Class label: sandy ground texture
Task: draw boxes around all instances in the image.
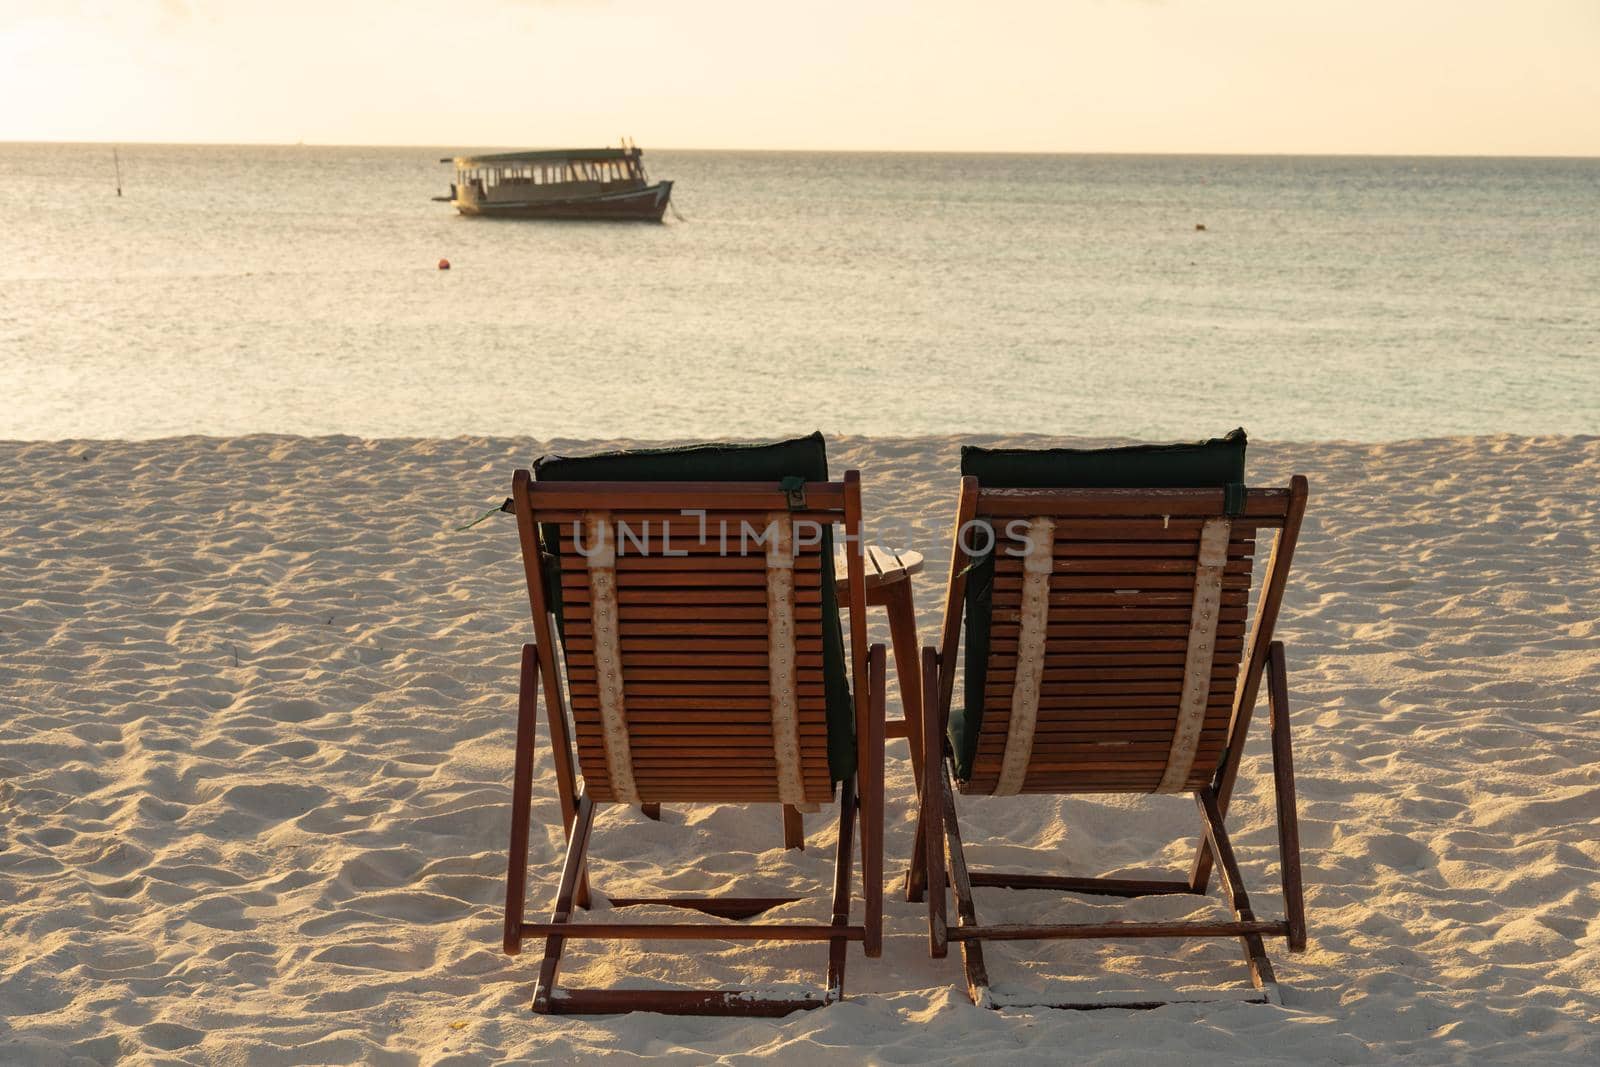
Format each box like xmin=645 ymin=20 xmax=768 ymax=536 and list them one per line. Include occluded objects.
xmin=2 ymin=433 xmax=1597 ymax=1065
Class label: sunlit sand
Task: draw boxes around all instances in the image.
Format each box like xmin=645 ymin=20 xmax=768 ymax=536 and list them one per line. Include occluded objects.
xmin=3 ymin=432 xmax=1596 ymax=1061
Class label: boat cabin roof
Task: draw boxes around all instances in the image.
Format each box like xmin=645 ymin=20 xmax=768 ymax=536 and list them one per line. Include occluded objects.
xmin=440 ymin=148 xmax=636 ymax=166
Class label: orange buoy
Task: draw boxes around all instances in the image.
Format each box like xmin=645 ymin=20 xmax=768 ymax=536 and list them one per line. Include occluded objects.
xmin=437 ymin=258 xmax=451 ymax=270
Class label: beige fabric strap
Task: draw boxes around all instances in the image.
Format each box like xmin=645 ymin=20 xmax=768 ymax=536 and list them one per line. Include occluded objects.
xmin=1156 ymin=517 xmax=1232 ymax=793
xmin=583 ymin=512 xmax=639 ymax=804
xmin=994 ymin=516 xmax=1055 ymax=796
xmin=765 ymin=513 xmax=812 ymax=808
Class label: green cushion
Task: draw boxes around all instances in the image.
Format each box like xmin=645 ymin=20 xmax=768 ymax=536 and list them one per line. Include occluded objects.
xmin=533 ymin=432 xmax=856 ymax=782
xmin=949 ymin=429 xmax=1248 ymax=780
xmin=533 ymin=433 xmax=831 ymax=485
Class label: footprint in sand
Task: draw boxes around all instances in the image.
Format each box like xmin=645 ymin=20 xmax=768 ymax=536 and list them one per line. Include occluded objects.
xmin=265 ymin=698 xmax=330 ymax=723
xmin=220 ymin=781 xmax=329 ymax=820
xmin=206 ymin=939 xmax=278 ymax=960
xmin=332 ymin=847 xmax=427 ymax=891
xmin=139 ymin=1022 xmax=205 ymax=1051
xmin=184 ymin=895 xmax=255 ymax=931
xmin=297 ymin=797 xmax=390 ymax=834
xmin=311 ymin=940 xmax=435 ymax=972
xmin=27 ymin=826 xmax=75 ymax=847
xmin=84 ymin=840 xmax=153 ymax=878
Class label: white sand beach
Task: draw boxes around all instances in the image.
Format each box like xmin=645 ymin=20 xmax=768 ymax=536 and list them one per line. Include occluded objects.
xmin=2 ymin=433 xmax=1597 ymax=1065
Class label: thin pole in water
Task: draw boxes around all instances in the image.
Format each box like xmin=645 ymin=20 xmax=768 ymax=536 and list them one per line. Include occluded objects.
xmin=113 ymin=147 xmax=122 ymax=197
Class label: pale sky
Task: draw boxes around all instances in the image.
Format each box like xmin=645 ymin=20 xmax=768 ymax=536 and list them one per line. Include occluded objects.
xmin=3 ymin=0 xmax=1597 ymax=154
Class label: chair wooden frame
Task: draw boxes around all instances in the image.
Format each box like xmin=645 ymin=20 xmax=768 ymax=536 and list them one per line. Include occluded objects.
xmin=905 ymin=476 xmax=1309 ymax=1009
xmin=504 ymin=470 xmax=886 ymax=1016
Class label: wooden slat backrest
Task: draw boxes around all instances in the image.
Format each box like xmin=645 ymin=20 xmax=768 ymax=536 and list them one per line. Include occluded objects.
xmin=945 ymin=482 xmax=1306 ymax=798
xmin=513 ymin=475 xmax=862 ymax=806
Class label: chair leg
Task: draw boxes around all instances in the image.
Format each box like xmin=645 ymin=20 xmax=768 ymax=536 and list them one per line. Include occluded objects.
xmin=1195 ymin=787 xmax=1281 ymax=1002
xmin=885 ymin=578 xmax=925 ymax=795
xmin=783 ymin=805 xmax=805 ymax=850
xmin=920 ymin=648 xmax=949 ymax=958
xmin=905 ymin=804 xmax=928 ymax=903
xmin=861 ymin=644 xmax=887 ymax=957
xmin=826 ymin=778 xmax=857 ymax=1000
xmin=505 ymin=644 xmax=541 ymax=955
xmin=905 ymin=646 xmax=940 ymax=903
xmin=532 ymin=793 xmax=596 ymax=1012
xmin=533 ymin=640 xmax=591 ymax=910
xmin=1267 ymin=641 xmax=1307 ymax=952
xmin=939 ymin=760 xmax=990 ymax=1005
xmin=1187 ymin=671 xmax=1262 ymax=896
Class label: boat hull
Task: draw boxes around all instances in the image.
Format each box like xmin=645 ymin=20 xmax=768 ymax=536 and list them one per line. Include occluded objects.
xmin=453 ymin=181 xmax=672 ymax=222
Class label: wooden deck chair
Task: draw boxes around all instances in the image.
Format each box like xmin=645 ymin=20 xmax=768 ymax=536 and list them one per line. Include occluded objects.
xmin=905 ymin=430 xmax=1310 ymax=1009
xmin=502 ymin=434 xmax=887 ymax=1016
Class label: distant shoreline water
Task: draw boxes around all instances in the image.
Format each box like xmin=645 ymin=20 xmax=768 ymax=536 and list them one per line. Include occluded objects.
xmin=6 ymin=432 xmax=1594 ymax=451
xmin=3 ymin=145 xmax=1596 ymax=441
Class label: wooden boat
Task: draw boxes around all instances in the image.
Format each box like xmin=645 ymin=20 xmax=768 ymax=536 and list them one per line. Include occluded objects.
xmin=435 ymin=145 xmax=672 ymax=222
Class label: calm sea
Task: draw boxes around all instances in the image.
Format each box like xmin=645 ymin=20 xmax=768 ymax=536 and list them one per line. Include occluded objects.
xmin=2 ymin=144 xmax=1596 ymax=441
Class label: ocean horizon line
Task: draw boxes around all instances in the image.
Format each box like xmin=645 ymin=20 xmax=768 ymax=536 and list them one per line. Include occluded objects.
xmin=6 ymin=139 xmax=1600 ymax=161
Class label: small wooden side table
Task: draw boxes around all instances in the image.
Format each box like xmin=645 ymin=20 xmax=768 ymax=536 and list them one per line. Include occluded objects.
xmin=784 ymin=546 xmax=926 ymax=850
xmin=834 ymin=545 xmax=925 ymax=751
